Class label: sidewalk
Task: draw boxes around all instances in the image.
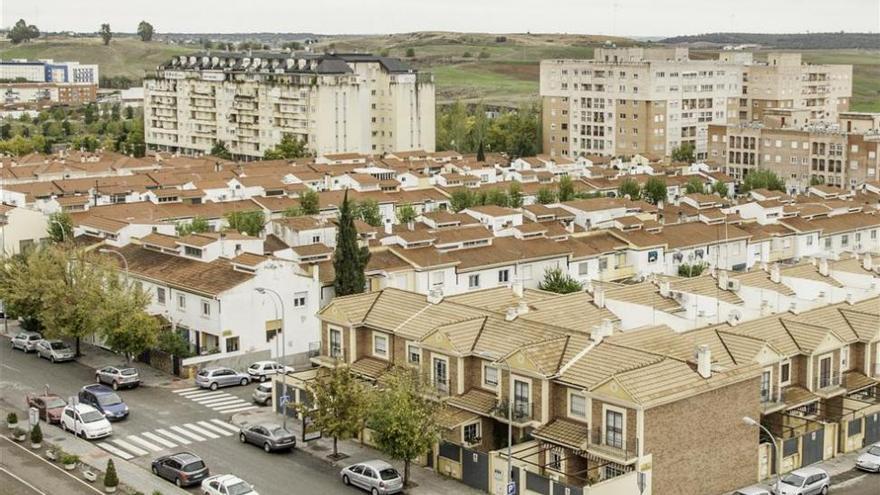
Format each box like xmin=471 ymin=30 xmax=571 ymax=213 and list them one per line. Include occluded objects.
xmin=230 ymin=408 xmax=482 ymax=495
xmin=731 ymin=445 xmax=874 ymax=493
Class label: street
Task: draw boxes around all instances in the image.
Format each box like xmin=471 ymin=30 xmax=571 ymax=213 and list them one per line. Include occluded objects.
xmin=0 ymin=340 xmax=361 ymax=495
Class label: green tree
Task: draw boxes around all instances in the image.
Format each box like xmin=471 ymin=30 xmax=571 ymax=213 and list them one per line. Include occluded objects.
xmin=282 ymin=206 xmax=304 ymax=218
xmin=476 ymin=140 xmax=485 ymax=162
xmin=299 ymin=189 xmax=320 ymax=215
xmin=742 ymin=169 xmax=785 ymax=193
xmin=210 ymin=140 xmax=232 ymax=159
xmin=712 ymin=181 xmax=729 ymax=197
xmin=369 ymin=368 xmax=441 ymax=486
xmin=557 ymin=176 xmax=576 ymax=202
xmin=225 ymin=211 xmax=264 ymax=237
xmin=6 ymin=19 xmax=40 ymax=44
xmin=157 ymin=330 xmax=193 ymax=358
xmin=355 ymin=199 xmax=382 ymax=227
xmin=538 ymin=267 xmax=584 ymax=294
xmin=684 ymin=176 xmax=705 ymax=195
xmin=450 ymin=189 xmax=475 ymax=212
xmin=333 ymin=191 xmax=371 ymax=296
xmin=405 ymin=48 xmax=415 ymax=57
xmin=99 ymin=23 xmax=112 ymax=46
xmin=486 ymin=188 xmax=509 ymax=207
xmin=536 ymin=187 xmax=557 ymax=205
xmin=641 ymin=177 xmax=668 ymax=205
xmin=47 ymin=212 xmax=73 ymax=244
xmin=396 ymin=203 xmax=417 ymax=225
xmin=175 ymin=216 xmax=210 ymax=236
xmin=617 ymin=178 xmax=641 ymax=199
xmin=308 ymin=365 xmax=370 ymax=458
xmin=671 ymin=143 xmax=695 ymax=163
xmin=810 ymin=176 xmax=824 ymax=186
xmin=508 ymin=182 xmax=523 ymax=208
xmin=136 ymin=21 xmax=154 ymax=42
xmin=0 ymin=251 xmax=54 ymax=332
xmin=99 ymin=278 xmax=160 ymax=363
xmin=83 ymin=104 xmax=98 ymax=125
xmin=104 ymin=459 xmax=118 ymax=489
xmin=678 ymin=263 xmax=707 ymax=277
xmin=263 ymin=134 xmax=309 ymax=160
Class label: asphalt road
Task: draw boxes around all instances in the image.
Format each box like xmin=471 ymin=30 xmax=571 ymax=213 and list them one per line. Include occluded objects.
xmin=0 ymin=341 xmax=362 ymax=495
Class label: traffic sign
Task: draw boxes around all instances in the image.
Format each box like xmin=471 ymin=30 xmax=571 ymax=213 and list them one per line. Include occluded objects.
xmin=506 ymin=481 xmax=516 ymax=495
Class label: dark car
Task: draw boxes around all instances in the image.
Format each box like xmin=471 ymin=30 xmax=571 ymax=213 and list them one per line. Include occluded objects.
xmin=238 ymin=422 xmax=296 ymax=452
xmin=78 ymin=384 xmax=129 ymax=421
xmin=25 ymin=393 xmax=67 ymax=424
xmin=151 ymin=452 xmax=210 ymax=488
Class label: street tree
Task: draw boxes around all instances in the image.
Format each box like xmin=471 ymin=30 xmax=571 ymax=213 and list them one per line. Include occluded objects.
xmin=641 ymin=177 xmax=668 ymax=205
xmin=137 ymin=21 xmax=154 ymax=42
xmin=333 ymin=190 xmax=371 ymax=296
xmin=538 ymin=267 xmax=584 ymax=294
xmin=99 ymin=277 xmax=159 ymax=363
xmin=100 ymin=24 xmax=112 ymax=46
xmin=308 ymin=365 xmax=370 ymax=459
xmin=0 ymin=250 xmax=55 ymax=332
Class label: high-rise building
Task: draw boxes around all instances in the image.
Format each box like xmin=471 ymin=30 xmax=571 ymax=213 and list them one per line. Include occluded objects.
xmin=540 ymin=48 xmax=852 ymax=161
xmin=143 ymin=51 xmax=435 ymax=159
xmin=0 ymin=59 xmax=99 ymax=84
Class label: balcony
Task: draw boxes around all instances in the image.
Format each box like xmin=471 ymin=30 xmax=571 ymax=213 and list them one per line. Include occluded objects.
xmin=587 ymin=430 xmax=640 ymax=465
xmin=596 ymin=265 xmax=635 ymax=282
xmin=491 ymin=399 xmax=535 ymax=424
xmin=760 ymin=388 xmax=786 ymax=415
xmin=813 ymin=371 xmax=845 ymax=399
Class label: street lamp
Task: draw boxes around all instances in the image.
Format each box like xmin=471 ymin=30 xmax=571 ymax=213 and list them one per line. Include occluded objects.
xmin=255 ymin=287 xmax=289 ymax=429
xmin=99 ymin=249 xmax=129 ymax=280
xmin=51 ymin=218 xmax=67 ymax=243
xmin=742 ymin=416 xmax=781 ymax=494
xmin=478 ymin=351 xmax=513 ymax=494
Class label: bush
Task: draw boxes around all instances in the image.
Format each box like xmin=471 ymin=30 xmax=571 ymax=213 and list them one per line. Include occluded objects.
xmin=405 ymin=48 xmax=415 ymax=57
xmin=61 ymin=452 xmax=79 ymax=465
xmin=30 ymin=423 xmax=42 ymax=444
xmin=7 ymin=412 xmax=18 ymax=425
xmin=12 ymin=427 xmax=26 ymax=440
xmin=678 ymin=263 xmax=707 ymax=277
xmin=462 ymin=51 xmax=473 ymax=58
xmin=104 ymin=458 xmax=119 ymax=488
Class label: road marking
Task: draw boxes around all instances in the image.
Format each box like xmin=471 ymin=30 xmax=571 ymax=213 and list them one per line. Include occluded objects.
xmin=1 ymin=466 xmax=49 ymax=495
xmin=192 ymin=394 xmax=237 ymax=404
xmin=209 ymin=419 xmax=242 ymax=433
xmin=172 ymin=387 xmax=200 ymax=394
xmin=197 ymin=421 xmax=234 ymax=436
xmin=180 ymin=390 xmax=225 ymax=399
xmin=198 ymin=396 xmax=242 ymax=406
xmin=141 ymin=432 xmax=177 ymax=448
xmin=96 ymin=442 xmax=135 ymax=460
xmin=208 ymin=401 xmax=249 ymax=411
xmin=170 ymin=426 xmax=205 ymax=442
xmin=216 ymin=405 xmax=257 ymax=414
xmin=0 ymin=363 xmax=21 ymax=373
xmin=126 ymin=435 xmax=163 ymax=452
xmin=156 ymin=428 xmax=191 ymax=445
xmin=183 ymin=423 xmax=219 ymax=439
xmin=109 ymin=438 xmax=149 ymax=456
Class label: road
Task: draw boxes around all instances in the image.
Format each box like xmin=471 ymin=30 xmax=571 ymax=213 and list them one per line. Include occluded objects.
xmin=0 ymin=341 xmax=360 ymax=495
xmin=1 ymin=435 xmax=102 ymax=495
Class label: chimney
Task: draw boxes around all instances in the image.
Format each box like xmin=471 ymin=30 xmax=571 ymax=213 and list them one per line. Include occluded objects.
xmin=591 ymin=318 xmax=614 ymax=342
xmin=863 ymin=253 xmax=873 ymax=272
xmin=696 ymin=345 xmax=711 ymax=378
xmin=770 ymin=263 xmax=781 ymax=284
xmin=717 ymin=269 xmax=729 ymax=290
xmin=383 ymin=222 xmax=392 ymax=235
xmin=505 ymin=306 xmax=519 ymax=321
xmin=517 ymin=299 xmax=529 ymax=316
xmin=312 ymin=264 xmax=320 ymax=282
xmin=658 ymin=280 xmax=671 ymax=297
xmin=818 ymin=258 xmax=829 ymax=277
xmin=565 ymin=221 xmax=575 ymax=234
xmin=846 ymin=293 xmax=856 ymax=305
xmin=427 ymin=287 xmax=444 ymax=305
xmin=594 ymin=286 xmax=605 ymax=308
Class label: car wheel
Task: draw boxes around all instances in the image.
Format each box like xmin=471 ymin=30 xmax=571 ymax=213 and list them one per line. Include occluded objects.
xmin=371 ymin=488 xmax=379 ymax=495
xmin=175 ymin=477 xmax=183 ymax=487
xmin=260 ymin=375 xmax=267 ymax=382
xmin=821 ymin=486 xmax=828 ymax=495
xmin=151 ymin=466 xmax=158 ymax=475
xmin=50 ymin=356 xmax=55 ymax=363
xmin=342 ymin=475 xmax=350 ymax=486
xmin=264 ymin=443 xmax=271 ymax=453
xmin=210 ymin=382 xmax=218 ymax=391
xmin=96 ymin=375 xmax=101 ymax=383
xmin=240 ymin=433 xmax=247 ymax=443
xmin=112 ymin=381 xmax=119 ymax=391
xmin=240 ymin=378 xmax=249 ymax=386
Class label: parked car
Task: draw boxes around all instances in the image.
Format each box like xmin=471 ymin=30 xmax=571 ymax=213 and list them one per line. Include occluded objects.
xmin=35 ymin=339 xmax=75 ymax=363
xmin=60 ymin=403 xmax=112 ymax=440
xmin=201 ymin=474 xmax=258 ymax=495
xmin=252 ymin=383 xmax=273 ymax=406
xmin=25 ymin=392 xmax=67 ymax=424
xmin=78 ymin=384 xmax=129 ymax=421
xmin=246 ymin=361 xmax=292 ymax=382
xmin=773 ymin=467 xmax=830 ymax=495
xmin=96 ymin=365 xmax=140 ymax=390
xmin=195 ymin=367 xmax=250 ymax=391
xmin=238 ymin=423 xmax=296 ymax=452
xmin=151 ymin=452 xmax=210 ymax=488
xmin=856 ymin=442 xmax=880 ymax=472
xmin=10 ymin=331 xmax=42 ymax=352
xmin=340 ymin=460 xmax=404 ymax=495
xmin=734 ymin=486 xmax=772 ymax=495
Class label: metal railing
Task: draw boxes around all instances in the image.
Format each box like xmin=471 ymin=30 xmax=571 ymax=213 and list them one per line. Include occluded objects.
xmin=432 ymin=378 xmax=450 ymax=397
xmin=492 ymin=399 xmax=534 ymax=422
xmin=588 ymin=429 xmax=639 ymax=463
xmin=814 ymin=371 xmax=841 ymax=390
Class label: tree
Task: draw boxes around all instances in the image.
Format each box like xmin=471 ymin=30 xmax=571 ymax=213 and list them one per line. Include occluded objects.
xmin=47 ymin=212 xmax=73 ymax=244
xmin=0 ymin=250 xmax=55 ymax=332
xmin=712 ymin=181 xmax=729 ymax=197
xmin=104 ymin=459 xmax=118 ymax=489
xmin=450 ymin=189 xmax=475 ymax=212
xmin=308 ymin=365 xmax=370 ymax=458
xmin=333 ymin=190 xmax=371 ymax=296
xmin=678 ymin=263 xmax=707 ymax=277
xmin=210 ymin=140 xmax=232 ymax=159
xmin=175 ymin=216 xmax=210 ymax=236
xmin=742 ymin=169 xmax=785 ymax=193
xmin=508 ymin=182 xmax=523 ymax=208
xmin=405 ymin=48 xmax=415 ymax=57
xmin=299 ymin=189 xmax=320 ymax=215
xmin=369 ymin=368 xmax=441 ymax=486
xmin=99 ymin=278 xmax=160 ymax=363
xmin=557 ymin=176 xmax=576 ymax=202
xmin=84 ymin=104 xmax=98 ymax=125
xmin=396 ymin=203 xmax=417 ymax=225
xmin=6 ymin=19 xmax=40 ymax=44
xmin=225 ymin=210 xmax=264 ymax=237
xmin=282 ymin=206 xmax=304 ymax=218
xmin=157 ymin=329 xmax=193 ymax=358
xmin=538 ymin=267 xmax=584 ymax=294
xmin=355 ymin=199 xmax=382 ymax=227
xmin=617 ymin=178 xmax=641 ymax=199
xmin=684 ymin=176 xmax=705 ymax=195
xmin=99 ymin=24 xmax=112 ymax=46
xmin=486 ymin=188 xmax=509 ymax=207
xmin=476 ymin=140 xmax=485 ymax=162
xmin=671 ymin=143 xmax=695 ymax=164
xmin=137 ymin=21 xmax=154 ymax=42
xmin=263 ymin=134 xmax=309 ymax=160
xmin=536 ymin=187 xmax=556 ymax=205
xmin=641 ymin=177 xmax=668 ymax=205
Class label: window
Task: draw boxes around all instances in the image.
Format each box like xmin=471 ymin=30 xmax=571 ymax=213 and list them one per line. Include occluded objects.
xmin=548 ymin=449 xmax=562 ymax=470
xmin=483 ymin=365 xmax=498 ymax=388
xmin=433 ymin=357 xmax=449 ymax=393
xmin=760 ymin=370 xmax=772 ymax=402
xmin=157 ymin=287 xmax=166 ymax=305
xmin=184 ymin=246 xmax=202 ymax=258
xmin=407 ymin=344 xmax=420 ymax=365
xmin=569 ymin=393 xmax=587 ymax=418
xmin=841 ymin=234 xmax=849 ymax=247
xmin=373 ymin=333 xmax=388 ymax=358
xmin=329 ymin=328 xmax=342 ymax=358
xmin=604 ymin=408 xmax=624 ymax=449
xmin=468 ymin=274 xmax=480 ymax=289
xmin=578 ymin=262 xmax=590 ymax=276
xmin=177 ymin=294 xmax=186 ymax=310
xmin=780 ymin=361 xmax=791 ymax=385
xmin=463 ymin=422 xmax=481 ymax=444
xmin=225 ymin=336 xmax=240 ymax=353
xmin=498 ymin=269 xmax=509 ymax=283
xmin=293 ymin=292 xmax=307 ymax=308
xmin=201 ymin=300 xmax=211 ymax=317
xmin=840 ymin=346 xmax=849 ymax=371
xmin=311 ymin=235 xmax=321 ymax=244
xmin=513 ymin=379 xmax=530 ymax=420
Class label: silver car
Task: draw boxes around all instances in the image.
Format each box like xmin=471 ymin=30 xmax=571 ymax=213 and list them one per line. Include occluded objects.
xmin=774 ymin=467 xmax=830 ymax=495
xmin=340 ymin=460 xmax=403 ymax=495
xmin=10 ymin=331 xmax=43 ymax=352
xmin=36 ymin=340 xmax=75 ymax=363
xmin=238 ymin=423 xmax=296 ymax=452
xmin=252 ymin=383 xmax=273 ymax=406
xmin=856 ymin=442 xmax=880 ymax=472
xmin=96 ymin=366 xmax=140 ymax=390
xmin=195 ymin=367 xmax=250 ymax=390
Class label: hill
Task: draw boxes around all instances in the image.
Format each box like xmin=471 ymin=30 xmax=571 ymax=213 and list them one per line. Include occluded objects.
xmin=661 ymin=32 xmax=880 ymax=50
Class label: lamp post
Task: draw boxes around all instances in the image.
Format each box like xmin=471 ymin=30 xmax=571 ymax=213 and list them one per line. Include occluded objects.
xmin=51 ymin=218 xmax=67 ymax=244
xmin=98 ymin=249 xmax=129 ymax=280
xmin=743 ymin=416 xmax=780 ymax=495
xmin=478 ymin=351 xmax=513 ymax=494
xmin=255 ymin=287 xmax=289 ymax=429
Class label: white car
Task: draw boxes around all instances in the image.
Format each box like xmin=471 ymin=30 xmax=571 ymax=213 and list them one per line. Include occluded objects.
xmin=201 ymin=474 xmax=258 ymax=495
xmin=856 ymin=442 xmax=880 ymax=472
xmin=60 ymin=403 xmax=112 ymax=440
xmin=246 ymin=361 xmax=293 ymax=382
xmin=774 ymin=466 xmax=830 ymax=495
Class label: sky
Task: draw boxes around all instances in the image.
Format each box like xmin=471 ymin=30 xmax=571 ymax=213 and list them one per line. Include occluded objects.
xmin=2 ymin=0 xmax=878 ymax=37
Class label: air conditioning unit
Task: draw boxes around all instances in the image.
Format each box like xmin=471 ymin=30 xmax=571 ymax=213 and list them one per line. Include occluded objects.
xmin=727 ymin=279 xmax=740 ymax=290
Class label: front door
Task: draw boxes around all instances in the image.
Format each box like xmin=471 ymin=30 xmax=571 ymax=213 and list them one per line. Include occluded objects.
xmin=819 ymin=357 xmax=831 ymax=388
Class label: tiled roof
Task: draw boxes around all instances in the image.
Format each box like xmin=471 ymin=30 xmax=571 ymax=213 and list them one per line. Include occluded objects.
xmin=532 ymin=419 xmax=589 ymax=450
xmin=349 ymin=357 xmax=391 ymax=380
xmin=446 ymin=388 xmax=497 ymax=415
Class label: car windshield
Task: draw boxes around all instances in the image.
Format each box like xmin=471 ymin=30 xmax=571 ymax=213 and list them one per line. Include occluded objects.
xmin=249 ymin=364 xmax=260 ymax=370
xmin=868 ymin=446 xmax=880 ymax=456
xmin=379 ymin=468 xmax=400 ymax=481
xmin=781 ymin=474 xmax=805 ymax=486
xmin=97 ymin=393 xmax=123 ymax=406
xmin=50 ymin=342 xmax=68 ymax=350
xmin=197 ymin=370 xmax=208 ymax=376
xmin=80 ymin=410 xmax=105 ymax=423
xmin=45 ymin=398 xmax=66 ymax=408
xmin=120 ymin=368 xmax=137 ymax=376
xmin=257 ymin=384 xmax=272 ymax=393
xmin=181 ymin=461 xmax=205 ymax=472
xmin=227 ymin=481 xmax=253 ymax=495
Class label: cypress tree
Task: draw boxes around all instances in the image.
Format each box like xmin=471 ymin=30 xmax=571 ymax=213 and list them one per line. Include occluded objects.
xmin=333 ymin=190 xmax=371 ymax=296
xmin=476 ymin=140 xmax=485 ymax=162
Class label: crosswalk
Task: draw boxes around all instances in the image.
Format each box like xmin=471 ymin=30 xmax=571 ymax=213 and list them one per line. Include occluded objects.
xmin=171 ymin=387 xmax=258 ymax=414
xmin=96 ymin=419 xmax=239 ymax=460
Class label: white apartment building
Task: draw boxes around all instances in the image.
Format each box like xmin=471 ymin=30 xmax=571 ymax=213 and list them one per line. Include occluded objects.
xmin=144 ymin=51 xmax=435 ymax=160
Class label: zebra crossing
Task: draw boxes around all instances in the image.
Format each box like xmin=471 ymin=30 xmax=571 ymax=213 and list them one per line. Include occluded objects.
xmin=96 ymin=419 xmax=240 ymax=460
xmin=172 ymin=387 xmax=258 ymax=414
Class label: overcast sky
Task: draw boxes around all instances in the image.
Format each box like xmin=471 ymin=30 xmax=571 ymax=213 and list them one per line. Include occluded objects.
xmin=2 ymin=0 xmax=878 ymax=37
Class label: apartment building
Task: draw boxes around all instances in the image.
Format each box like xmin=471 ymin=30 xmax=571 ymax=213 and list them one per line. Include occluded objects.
xmin=541 ymin=48 xmax=853 ymax=162
xmin=0 ymin=59 xmax=99 ymax=107
xmin=143 ymin=51 xmax=435 ymax=159
xmin=0 ymin=59 xmax=99 ymax=84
